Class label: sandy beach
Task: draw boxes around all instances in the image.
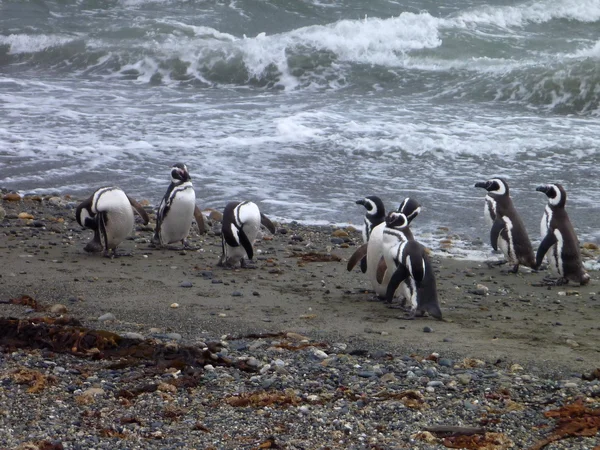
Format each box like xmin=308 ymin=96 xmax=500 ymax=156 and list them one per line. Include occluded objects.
xmin=1 ymin=193 xmax=600 ymax=449
xmin=1 ymin=194 xmax=599 ymax=375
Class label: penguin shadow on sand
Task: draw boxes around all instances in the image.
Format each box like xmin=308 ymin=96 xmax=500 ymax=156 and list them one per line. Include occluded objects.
xmin=348 ymin=196 xmax=443 ymax=321
xmin=76 ymin=186 xmax=149 ymax=258
xmin=218 ymin=200 xmax=276 ymax=269
xmin=151 ymin=162 xmax=207 ymax=251
xmin=475 ymin=178 xmax=590 ymax=287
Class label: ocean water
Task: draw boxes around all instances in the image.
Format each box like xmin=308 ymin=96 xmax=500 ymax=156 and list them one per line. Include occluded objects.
xmin=1 ymin=0 xmax=599 ymax=255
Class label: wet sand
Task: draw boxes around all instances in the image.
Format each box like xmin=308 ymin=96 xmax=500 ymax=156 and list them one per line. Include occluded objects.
xmin=1 ymin=194 xmax=599 ymax=377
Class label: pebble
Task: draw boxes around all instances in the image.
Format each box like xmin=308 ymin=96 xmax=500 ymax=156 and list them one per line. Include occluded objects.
xmin=121 ymin=332 xmax=145 ymax=340
xmin=97 ymin=313 xmax=116 ymax=322
xmin=423 ymin=326 xmax=433 ymax=333
xmin=180 ymin=281 xmax=193 ymax=288
xmin=50 ymin=304 xmax=68 ymax=314
xmin=170 ymin=303 xmax=180 ymax=308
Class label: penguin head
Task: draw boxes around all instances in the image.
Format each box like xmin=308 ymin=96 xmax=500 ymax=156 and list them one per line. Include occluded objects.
xmin=76 ymin=204 xmax=96 ymax=229
xmin=536 ymin=183 xmax=566 ymax=208
xmin=171 ymin=163 xmax=191 ymax=184
xmin=356 ymin=196 xmax=385 ymax=219
xmin=385 ymin=212 xmax=409 ymax=229
xmin=474 ymin=178 xmax=509 ymax=196
xmin=397 ymin=197 xmax=421 ymax=224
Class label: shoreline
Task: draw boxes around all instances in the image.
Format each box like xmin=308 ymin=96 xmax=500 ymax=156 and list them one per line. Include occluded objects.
xmin=1 ymin=193 xmax=600 ymax=449
xmin=1 ymin=192 xmax=599 ymax=375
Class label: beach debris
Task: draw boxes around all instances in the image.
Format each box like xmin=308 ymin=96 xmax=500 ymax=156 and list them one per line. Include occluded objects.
xmin=0 ymin=317 xmax=257 ymax=373
xmin=224 ymin=390 xmax=302 ymax=408
xmin=423 ymin=425 xmax=486 ymax=437
xmin=441 ymin=432 xmax=514 ymax=449
xmin=0 ymin=295 xmax=45 ymax=311
xmin=292 ymin=251 xmax=342 ymax=263
xmin=582 ymin=368 xmax=600 ymax=381
xmin=15 ymin=441 xmax=64 ymax=450
xmin=10 ymin=367 xmax=56 ymax=394
xmin=170 ymin=302 xmax=180 ymax=308
xmin=528 ymin=398 xmax=600 ymax=450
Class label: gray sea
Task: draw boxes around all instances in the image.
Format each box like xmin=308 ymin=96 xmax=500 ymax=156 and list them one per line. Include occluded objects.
xmin=1 ymin=0 xmax=599 ymax=256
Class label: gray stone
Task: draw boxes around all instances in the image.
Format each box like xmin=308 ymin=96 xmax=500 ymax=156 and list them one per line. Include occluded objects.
xmin=98 ymin=313 xmax=116 ymax=322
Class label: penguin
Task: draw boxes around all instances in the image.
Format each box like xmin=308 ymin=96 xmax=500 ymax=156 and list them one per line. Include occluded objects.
xmin=474 ymin=178 xmax=536 ymax=273
xmin=347 ymin=197 xmax=422 ymax=300
xmin=153 ymin=163 xmax=206 ymax=249
xmin=218 ymin=201 xmax=276 ymax=268
xmin=76 ymin=187 xmax=149 ymax=257
xmin=536 ymin=183 xmax=590 ymax=285
xmin=355 ymin=196 xmax=386 ymax=273
xmin=382 ymin=211 xmax=442 ymax=320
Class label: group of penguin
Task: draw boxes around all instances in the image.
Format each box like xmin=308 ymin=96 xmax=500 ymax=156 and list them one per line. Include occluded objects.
xmin=346 ymin=177 xmax=590 ymax=321
xmin=74 ymin=166 xmax=590 ymax=322
xmin=75 ymin=163 xmax=274 ymax=268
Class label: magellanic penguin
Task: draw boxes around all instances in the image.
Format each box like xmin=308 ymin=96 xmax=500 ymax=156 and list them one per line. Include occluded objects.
xmin=474 ymin=178 xmax=536 ymax=273
xmin=536 ymin=183 xmax=590 ymax=285
xmin=382 ymin=211 xmax=442 ymax=320
xmin=76 ymin=187 xmax=149 ymax=257
xmin=347 ymin=197 xmax=422 ymax=300
xmin=355 ymin=196 xmax=386 ymax=273
xmin=153 ymin=163 xmax=206 ymax=249
xmin=219 ymin=201 xmax=276 ymax=268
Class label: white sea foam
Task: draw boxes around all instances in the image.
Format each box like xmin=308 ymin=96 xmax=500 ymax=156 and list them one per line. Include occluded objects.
xmin=0 ymin=34 xmax=78 ymax=54
xmin=452 ymin=0 xmax=600 ymax=29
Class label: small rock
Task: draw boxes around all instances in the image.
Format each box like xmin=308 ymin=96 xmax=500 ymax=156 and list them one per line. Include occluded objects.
xmin=170 ymin=303 xmax=180 ymax=308
xmin=121 ymin=332 xmax=145 ymax=340
xmin=423 ymin=326 xmax=433 ymax=333
xmin=311 ymin=349 xmax=328 ymax=360
xmin=180 ymin=281 xmax=193 ymax=288
xmin=457 ymin=374 xmax=472 ymax=385
xmin=231 ymin=291 xmax=243 ymax=297
xmin=3 ymin=193 xmax=21 ymax=202
xmin=332 ymin=229 xmax=349 ymax=238
xmin=50 ymin=304 xmax=68 ymax=314
xmin=98 ymin=313 xmax=116 ymax=322
xmin=18 ymin=212 xmax=34 ymax=220
xmin=566 ymin=339 xmax=579 ymax=348
xmin=81 ymin=387 xmax=105 ymax=397
xmin=0 ymin=206 xmax=5 ymax=221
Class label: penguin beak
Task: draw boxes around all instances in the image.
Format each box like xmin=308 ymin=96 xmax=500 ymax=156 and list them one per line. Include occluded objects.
xmin=536 ymin=185 xmax=550 ymax=194
xmin=474 ymin=181 xmax=488 ymax=189
xmin=355 ymin=199 xmax=366 ymax=206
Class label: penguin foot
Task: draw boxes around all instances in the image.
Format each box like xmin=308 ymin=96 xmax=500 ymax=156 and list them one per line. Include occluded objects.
xmin=486 ymin=259 xmax=507 ymax=269
xmin=536 ymin=276 xmax=568 ymax=286
xmin=240 ymin=259 xmax=257 ymax=269
xmin=508 ymin=264 xmax=520 ymax=274
xmin=84 ymin=241 xmax=104 ymax=253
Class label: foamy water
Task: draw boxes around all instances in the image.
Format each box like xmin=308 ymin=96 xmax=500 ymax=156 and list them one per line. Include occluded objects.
xmin=1 ymin=0 xmax=599 ymax=256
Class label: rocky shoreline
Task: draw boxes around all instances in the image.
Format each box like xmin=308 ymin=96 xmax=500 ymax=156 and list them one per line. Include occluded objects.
xmin=1 ymin=192 xmax=599 ymax=449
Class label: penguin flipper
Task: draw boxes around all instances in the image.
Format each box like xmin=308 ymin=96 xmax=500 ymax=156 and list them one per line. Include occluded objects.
xmin=238 ymin=227 xmax=254 ymax=260
xmin=386 ymin=265 xmax=409 ymax=303
xmin=417 ymin=256 xmax=443 ymax=320
xmin=260 ymin=213 xmax=276 ymax=234
xmin=84 ymin=226 xmax=104 ymax=253
xmin=347 ymin=243 xmax=368 ymax=271
xmin=490 ymin=218 xmax=505 ymax=251
xmin=359 ymin=257 xmax=367 ymax=274
xmin=375 ymin=257 xmax=387 ymax=284
xmin=194 ymin=205 xmax=207 ymax=234
xmin=126 ymin=195 xmax=150 ymax=225
xmin=536 ymin=232 xmax=558 ymax=269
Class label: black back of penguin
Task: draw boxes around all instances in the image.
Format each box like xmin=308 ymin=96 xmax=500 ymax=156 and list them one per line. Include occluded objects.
xmin=536 ymin=183 xmax=590 ymax=285
xmin=474 ymin=178 xmax=535 ymax=270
